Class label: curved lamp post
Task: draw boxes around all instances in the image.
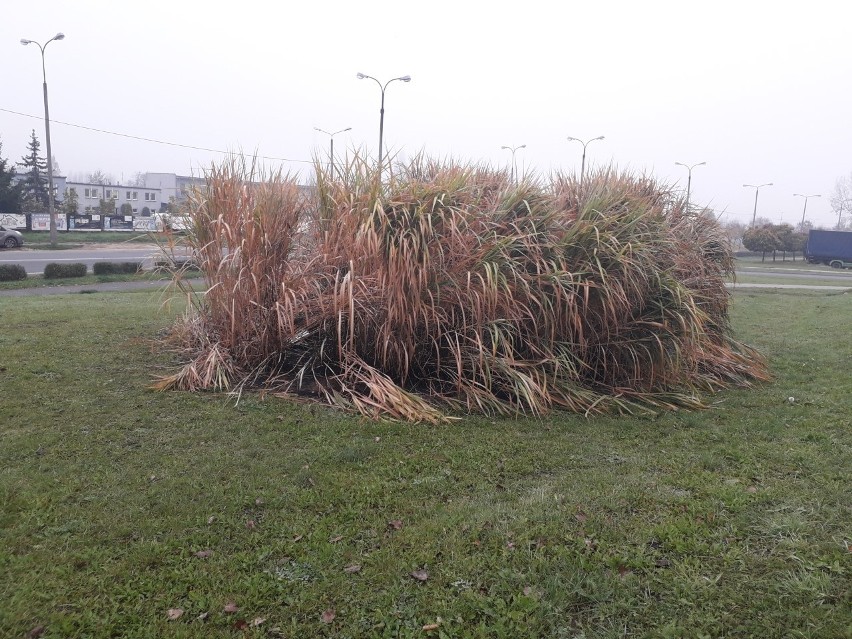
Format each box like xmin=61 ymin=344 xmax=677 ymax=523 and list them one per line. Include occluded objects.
xmin=743 ymin=182 xmax=773 ymax=227
xmin=356 ymin=73 xmax=411 ymax=168
xmin=500 ymin=144 xmax=526 ymax=185
xmin=314 ymin=126 xmax=351 ymax=178
xmin=21 ymin=32 xmax=65 ymax=246
xmin=675 ymin=161 xmax=706 ymax=213
xmin=566 ymin=135 xmax=604 ymax=185
xmin=793 ymin=193 xmax=821 ymax=230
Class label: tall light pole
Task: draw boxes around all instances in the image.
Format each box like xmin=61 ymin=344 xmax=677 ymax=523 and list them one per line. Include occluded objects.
xmin=356 ymin=73 xmax=411 ymax=169
xmin=674 ymin=161 xmax=706 ymax=213
xmin=743 ymin=182 xmax=773 ymax=227
xmin=314 ymin=127 xmax=351 ymax=178
xmin=500 ymin=144 xmax=526 ymax=186
xmin=566 ymin=136 xmax=604 ymax=185
xmin=21 ymin=32 xmax=65 ymax=247
xmin=793 ymin=193 xmax=821 ymax=230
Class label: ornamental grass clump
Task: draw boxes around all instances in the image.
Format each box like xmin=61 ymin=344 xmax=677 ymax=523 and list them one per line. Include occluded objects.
xmin=154 ymin=156 xmax=768 ymax=422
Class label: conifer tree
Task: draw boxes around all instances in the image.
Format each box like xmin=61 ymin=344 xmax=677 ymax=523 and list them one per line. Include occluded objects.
xmin=19 ymin=129 xmax=50 ymax=212
xmin=0 ymin=137 xmax=22 ymax=213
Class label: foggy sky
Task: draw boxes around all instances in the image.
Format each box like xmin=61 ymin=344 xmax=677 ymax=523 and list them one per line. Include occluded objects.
xmin=2 ymin=0 xmax=850 ymax=227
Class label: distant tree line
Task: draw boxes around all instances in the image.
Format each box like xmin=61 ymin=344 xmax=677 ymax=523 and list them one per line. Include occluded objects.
xmin=742 ymin=224 xmax=807 ymax=262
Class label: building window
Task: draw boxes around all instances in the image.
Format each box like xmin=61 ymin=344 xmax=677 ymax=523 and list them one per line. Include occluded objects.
xmin=132 ymin=191 xmax=138 ymax=200
xmin=126 ymin=191 xmax=131 ymax=199
xmin=84 ymin=188 xmax=90 ymax=198
xmin=92 ymin=189 xmax=99 ymax=199
xmin=105 ymin=189 xmax=112 ymax=199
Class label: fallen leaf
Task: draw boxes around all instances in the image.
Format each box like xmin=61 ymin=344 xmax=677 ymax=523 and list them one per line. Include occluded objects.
xmin=574 ymin=511 xmax=588 ymax=523
xmin=251 ymin=617 xmax=266 ymax=627
xmin=223 ymin=602 xmax=239 ymax=614
xmin=422 ymin=623 xmax=440 ymax=631
xmin=255 ymin=498 xmax=265 ymax=506
xmin=149 ymin=474 xmax=157 ymax=482
xmin=388 ymin=519 xmax=403 ymax=530
xmin=344 ymin=564 xmax=362 ymax=574
xmin=28 ymin=626 xmax=46 ymax=638
xmin=655 ymin=557 xmax=672 ymax=568
xmin=321 ymin=608 xmax=336 ymax=624
xmin=410 ymin=569 xmax=429 ymax=582
xmin=292 ymin=534 xmax=303 ymax=542
xmin=746 ymin=486 xmax=758 ymax=494
xmin=374 ymin=436 xmax=381 ymax=442
xmin=617 ymin=565 xmax=632 ymax=578
xmin=194 ymin=549 xmax=213 ymax=559
xmin=506 ymin=542 xmax=515 ymax=550
xmin=329 ymin=535 xmax=343 ymax=543
xmin=167 ymin=608 xmax=184 ymax=621
xmin=246 ymin=520 xmax=256 ymax=530
xmin=523 ymin=586 xmax=534 ymax=596
xmin=197 ymin=612 xmax=210 ymax=621
xmin=207 ymin=516 xmax=216 ymax=525
xmin=232 ymin=619 xmax=248 ymax=630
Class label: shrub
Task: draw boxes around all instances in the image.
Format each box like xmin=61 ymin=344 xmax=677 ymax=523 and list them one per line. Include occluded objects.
xmin=154 ymin=156 xmax=769 ymax=423
xmin=0 ymin=264 xmax=27 ymax=281
xmin=93 ymin=261 xmax=143 ymax=275
xmin=44 ymin=262 xmax=87 ymax=279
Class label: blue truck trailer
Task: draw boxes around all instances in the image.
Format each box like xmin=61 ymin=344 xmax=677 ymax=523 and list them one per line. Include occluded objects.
xmin=804 ymin=229 xmax=852 ymax=268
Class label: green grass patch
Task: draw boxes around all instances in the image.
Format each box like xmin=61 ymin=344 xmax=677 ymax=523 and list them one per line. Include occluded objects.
xmin=19 ymin=231 xmax=164 ymax=248
xmin=0 ymin=289 xmax=849 ymax=637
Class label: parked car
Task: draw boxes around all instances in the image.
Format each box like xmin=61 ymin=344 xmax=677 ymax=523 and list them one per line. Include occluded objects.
xmin=0 ymin=225 xmax=24 ymax=248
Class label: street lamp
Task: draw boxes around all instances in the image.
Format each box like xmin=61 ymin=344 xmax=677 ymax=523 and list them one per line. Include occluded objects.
xmin=566 ymin=136 xmax=604 ymax=185
xmin=21 ymin=32 xmax=65 ymax=247
xmin=500 ymin=144 xmax=526 ymax=186
xmin=674 ymin=161 xmax=706 ymax=214
xmin=314 ymin=127 xmax=351 ymax=178
xmin=356 ymin=72 xmax=411 ymax=168
xmin=793 ymin=193 xmax=821 ymax=230
xmin=743 ymin=182 xmax=773 ymax=227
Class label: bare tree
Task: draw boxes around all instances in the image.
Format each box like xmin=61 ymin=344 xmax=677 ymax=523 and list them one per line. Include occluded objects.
xmin=87 ymin=170 xmax=115 ymax=185
xmin=830 ymin=172 xmax=852 ymax=229
xmin=129 ymin=171 xmax=147 ymax=187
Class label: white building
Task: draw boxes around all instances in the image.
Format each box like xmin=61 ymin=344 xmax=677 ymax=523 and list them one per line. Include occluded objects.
xmin=64 ymin=181 xmax=162 ymax=215
xmin=143 ymin=173 xmax=206 ymax=207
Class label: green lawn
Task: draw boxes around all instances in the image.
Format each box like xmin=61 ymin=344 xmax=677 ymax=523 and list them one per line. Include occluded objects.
xmin=0 ymin=289 xmax=849 ymax=638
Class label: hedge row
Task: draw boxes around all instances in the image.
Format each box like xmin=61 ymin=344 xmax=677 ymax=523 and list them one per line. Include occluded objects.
xmin=0 ymin=264 xmax=27 ymax=281
xmin=44 ymin=263 xmax=87 ymax=279
xmin=93 ymin=261 xmax=143 ymax=275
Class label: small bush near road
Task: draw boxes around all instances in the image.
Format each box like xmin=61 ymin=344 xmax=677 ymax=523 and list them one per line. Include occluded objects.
xmin=93 ymin=261 xmax=143 ymax=275
xmin=44 ymin=262 xmax=87 ymax=279
xmin=0 ymin=263 xmax=27 ymax=281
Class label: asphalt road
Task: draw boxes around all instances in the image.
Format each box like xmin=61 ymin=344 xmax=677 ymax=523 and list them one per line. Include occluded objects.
xmin=0 ymin=244 xmax=172 ymax=274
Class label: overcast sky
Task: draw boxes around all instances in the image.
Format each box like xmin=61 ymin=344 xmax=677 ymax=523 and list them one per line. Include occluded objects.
xmin=2 ymin=1 xmax=850 ymax=227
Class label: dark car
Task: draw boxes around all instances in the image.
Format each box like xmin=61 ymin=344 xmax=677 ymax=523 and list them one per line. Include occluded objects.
xmin=1 ymin=225 xmax=25 ymax=248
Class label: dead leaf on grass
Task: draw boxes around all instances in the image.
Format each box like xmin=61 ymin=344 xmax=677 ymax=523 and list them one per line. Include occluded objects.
xmin=207 ymin=516 xmax=215 ymax=525
xmin=344 ymin=564 xmax=362 ymax=574
xmin=246 ymin=519 xmax=256 ymax=530
xmin=321 ymin=608 xmax=336 ymax=624
xmin=28 ymin=626 xmax=46 ymax=638
xmin=746 ymin=486 xmax=758 ymax=493
xmin=197 ymin=612 xmax=209 ymax=621
xmin=167 ymin=608 xmax=184 ymax=621
xmin=410 ymin=569 xmax=429 ymax=582
xmin=422 ymin=622 xmax=440 ymax=631
xmin=574 ymin=511 xmax=588 ymax=523
xmin=251 ymin=617 xmax=266 ymax=627
xmin=292 ymin=534 xmax=303 ymax=542
xmin=223 ymin=602 xmax=239 ymax=614
xmin=523 ymin=586 xmax=534 ymax=596
xmin=329 ymin=535 xmax=343 ymax=543
xmin=194 ymin=549 xmax=213 ymax=559
xmin=388 ymin=519 xmax=403 ymax=530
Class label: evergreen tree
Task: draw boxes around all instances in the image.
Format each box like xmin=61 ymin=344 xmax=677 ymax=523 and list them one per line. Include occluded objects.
xmin=19 ymin=130 xmax=50 ymax=212
xmin=0 ymin=137 xmax=22 ymax=213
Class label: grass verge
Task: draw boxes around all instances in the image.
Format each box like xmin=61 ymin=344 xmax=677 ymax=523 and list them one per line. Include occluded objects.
xmin=0 ymin=289 xmax=849 ymax=638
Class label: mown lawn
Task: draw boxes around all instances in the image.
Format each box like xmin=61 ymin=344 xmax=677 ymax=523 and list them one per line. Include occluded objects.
xmin=0 ymin=289 xmax=849 ymax=638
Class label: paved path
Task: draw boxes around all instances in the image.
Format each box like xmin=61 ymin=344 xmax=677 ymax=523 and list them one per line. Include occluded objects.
xmin=0 ymin=279 xmax=205 ymax=297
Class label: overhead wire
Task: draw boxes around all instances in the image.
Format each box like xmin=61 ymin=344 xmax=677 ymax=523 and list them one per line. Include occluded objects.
xmin=0 ymin=107 xmax=314 ymax=165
